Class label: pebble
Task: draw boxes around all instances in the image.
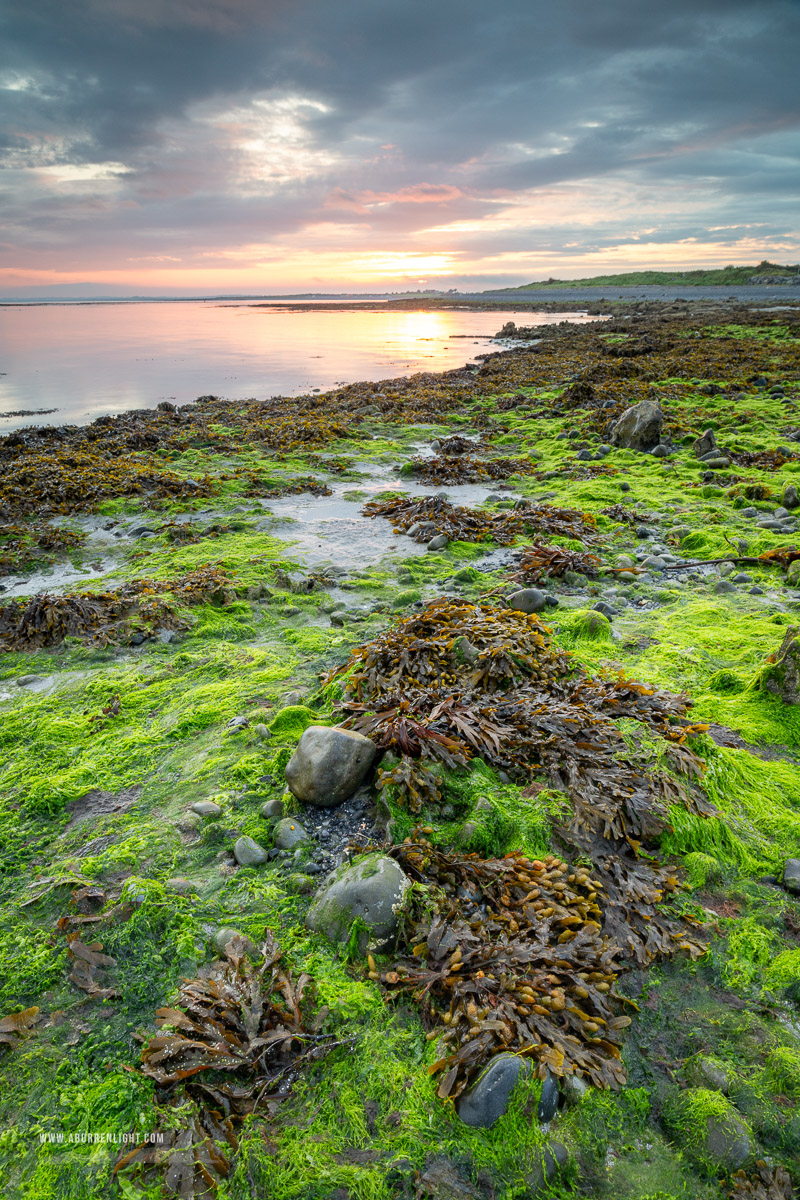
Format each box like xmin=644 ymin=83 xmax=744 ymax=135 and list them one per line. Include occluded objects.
xmin=620 ymin=482 xmax=631 ymax=492
xmin=273 ymin=817 xmax=309 ymax=850
xmin=714 ymin=580 xmax=737 ymax=594
xmin=748 ymin=586 xmax=764 ymax=595
xmin=226 ymin=716 xmax=250 ymax=731
xmin=254 ymin=723 xmax=271 ymax=740
xmin=260 ymin=798 xmax=284 ymax=819
xmin=190 ymin=801 xmax=222 ymax=817
xmin=740 ymin=507 xmax=758 ymax=517
xmin=592 ymin=601 xmax=615 ymax=618
xmin=233 ymin=836 xmax=269 ymax=866
xmin=15 ymin=675 xmax=42 ymax=687
xmin=538 ymin=1069 xmax=560 ymax=1124
xmin=506 ymin=588 xmax=546 ymax=614
xmin=731 ymin=573 xmax=752 ymax=583
xmin=427 ymin=534 xmax=449 ymax=551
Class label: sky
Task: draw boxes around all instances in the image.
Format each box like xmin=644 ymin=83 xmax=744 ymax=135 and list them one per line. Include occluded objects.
xmin=1 ymin=0 xmax=799 ymax=295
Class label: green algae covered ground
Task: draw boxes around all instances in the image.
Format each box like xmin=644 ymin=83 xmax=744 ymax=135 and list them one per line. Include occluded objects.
xmin=2 ymin=300 xmax=800 ymax=1199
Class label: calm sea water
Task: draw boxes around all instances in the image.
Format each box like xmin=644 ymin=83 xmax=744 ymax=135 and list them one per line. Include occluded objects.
xmin=0 ymin=301 xmax=600 ymax=431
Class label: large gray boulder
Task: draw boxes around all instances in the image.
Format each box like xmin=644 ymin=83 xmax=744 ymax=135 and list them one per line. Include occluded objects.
xmin=285 ymin=725 xmax=378 ymax=807
xmin=456 ymin=1054 xmax=530 ymax=1127
xmin=610 ymin=400 xmax=663 ymax=452
xmin=307 ymin=854 xmax=410 ymax=947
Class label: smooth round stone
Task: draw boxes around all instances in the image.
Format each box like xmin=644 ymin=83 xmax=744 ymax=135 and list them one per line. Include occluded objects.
xmin=740 ymin=507 xmax=758 ymax=517
xmin=260 ymin=798 xmax=284 ymax=819
xmin=731 ymin=573 xmax=752 ymax=583
xmin=233 ymin=836 xmax=268 ymax=866
xmin=456 ymin=1054 xmax=531 ymax=1128
xmin=427 ymin=534 xmax=450 ymax=551
xmin=254 ymin=723 xmax=272 ymax=740
xmin=191 ymin=801 xmax=222 ymax=817
xmin=506 ymin=588 xmax=546 ymax=614
xmin=273 ymin=817 xmax=309 ymax=850
xmin=538 ymin=1069 xmax=560 ymax=1123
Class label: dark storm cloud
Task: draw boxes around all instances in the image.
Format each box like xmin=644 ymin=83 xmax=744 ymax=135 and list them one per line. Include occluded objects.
xmin=0 ymin=0 xmax=798 ymax=281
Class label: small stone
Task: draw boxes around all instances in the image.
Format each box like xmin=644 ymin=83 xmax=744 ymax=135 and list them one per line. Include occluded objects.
xmin=575 ymin=449 xmax=593 ymax=461
xmin=561 ymin=1074 xmax=589 ymax=1106
xmin=285 ymin=726 xmax=378 ymax=808
xmin=506 ymin=588 xmax=546 ymax=614
xmin=213 ymin=927 xmax=257 ymax=957
xmin=254 ymin=723 xmax=271 ymax=740
xmin=749 ymin=586 xmax=764 ymax=595
xmin=524 ymin=1142 xmax=569 ymax=1194
xmin=260 ymin=798 xmax=284 ymax=819
xmin=592 ymin=601 xmax=615 ymax=618
xmin=427 ymin=534 xmax=450 ymax=551
xmin=651 ymin=443 xmax=670 ymax=458
xmin=538 ymin=1069 xmax=560 ymax=1123
xmin=513 ymin=498 xmax=530 ymax=510
xmin=693 ymin=428 xmax=717 ymax=458
xmin=226 ymin=716 xmax=250 ymax=731
xmin=273 ymin=817 xmax=309 ymax=850
xmin=456 ymin=1053 xmax=531 ymax=1128
xmin=450 ymin=635 xmax=480 ymax=666
xmin=544 ymin=595 xmax=559 ymax=608
xmin=15 ymin=675 xmax=42 ymax=687
xmin=740 ymin=507 xmax=758 ymax=517
xmin=783 ymin=859 xmax=800 ymax=894
xmin=783 ymin=485 xmax=799 ymax=510
xmin=616 ymin=555 xmax=635 ymax=568
xmin=620 ymin=481 xmax=631 ymax=492
xmin=165 ymin=877 xmax=198 ymax=896
xmin=233 ymin=836 xmax=268 ymax=866
xmin=714 ymin=579 xmax=737 ymax=594
xmin=731 ymin=573 xmax=752 ymax=583
xmin=641 ymin=555 xmax=666 ymax=569
xmin=635 ymin=525 xmax=650 ymax=539
xmin=686 ymin=1056 xmax=731 ymax=1094
xmin=130 ymin=631 xmax=146 ymax=645
xmin=190 ymin=801 xmax=222 ymax=817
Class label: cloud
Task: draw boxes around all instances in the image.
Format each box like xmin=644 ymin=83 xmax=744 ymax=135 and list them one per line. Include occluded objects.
xmin=0 ymin=0 xmax=798 ymax=288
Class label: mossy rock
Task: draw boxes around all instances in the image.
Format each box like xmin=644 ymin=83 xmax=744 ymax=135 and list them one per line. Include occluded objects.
xmin=574 ymin=610 xmax=612 ymax=642
xmin=765 ymin=1045 xmax=800 ymax=1098
xmin=684 ymin=851 xmax=723 ymax=888
xmin=707 ymin=668 xmax=745 ymax=695
xmin=665 ymin=1088 xmax=752 ymax=1172
xmin=268 ymin=704 xmax=318 ymax=741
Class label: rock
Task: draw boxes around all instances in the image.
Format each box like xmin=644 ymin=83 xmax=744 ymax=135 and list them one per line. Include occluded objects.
xmin=254 ymin=723 xmax=271 ymax=740
xmin=620 ymin=481 xmax=631 ymax=491
xmin=783 ymin=859 xmax=800 ymax=894
xmin=233 ymin=836 xmax=268 ymax=866
xmin=762 ymin=627 xmax=800 ymax=703
xmin=213 ymin=927 xmax=257 ymax=958
xmin=513 ymin=498 xmax=531 ymax=510
xmin=774 ymin=507 xmax=790 ymax=520
xmin=165 ymin=877 xmax=199 ymax=896
xmin=749 ymin=586 xmax=764 ymax=595
xmin=731 ymin=573 xmax=752 ymax=583
xmin=273 ymin=817 xmax=309 ymax=850
xmin=427 ymin=534 xmax=450 ymax=551
xmin=537 ymin=1069 xmax=560 ymax=1123
xmin=506 ymin=588 xmax=546 ymax=614
xmin=651 ymin=443 xmax=670 ymax=458
xmin=307 ymin=854 xmax=410 ymax=947
xmin=450 ymin=635 xmax=480 ymax=666
xmin=130 ymin=631 xmax=146 ymax=645
xmin=523 ymin=1142 xmax=569 ymax=1195
xmin=784 ymin=484 xmax=799 ymax=510
xmin=693 ymin=428 xmax=718 ymax=458
xmin=592 ymin=601 xmax=615 ymax=618
xmin=575 ymin=449 xmax=593 ymax=461
xmin=260 ymin=798 xmax=284 ymax=819
xmin=15 ymin=675 xmax=42 ymax=687
xmin=703 ymin=1111 xmax=752 ymax=1169
xmin=285 ymin=726 xmax=378 ymax=808
xmin=456 ymin=1053 xmax=530 ymax=1127
xmin=686 ymin=1055 xmax=731 ymax=1094
xmin=610 ymin=399 xmax=663 ymax=451
xmin=561 ymin=1074 xmax=589 ymax=1106
xmin=740 ymin=507 xmax=758 ymax=517
xmin=417 ymin=1156 xmax=483 ymax=1199
xmin=714 ymin=579 xmax=737 ymax=593
xmin=787 ymin=561 xmax=800 ymax=583
xmin=226 ymin=716 xmax=249 ymax=731
xmin=616 ymin=555 xmax=635 ymax=568
xmin=641 ymin=555 xmax=666 ymax=569
xmin=576 ymin=611 xmax=611 ymax=640
xmin=703 ymin=456 xmax=731 ymax=469
xmin=190 ymin=801 xmax=222 ymax=817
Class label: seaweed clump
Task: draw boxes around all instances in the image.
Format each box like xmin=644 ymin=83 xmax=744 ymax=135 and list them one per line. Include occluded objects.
xmin=405 ymin=454 xmax=540 ymax=485
xmin=117 ymin=934 xmax=335 ymax=1195
xmin=0 ymin=565 xmax=235 ymax=650
xmin=363 ymin=494 xmax=599 ymax=548
xmin=329 ymin=598 xmax=711 ymax=1092
xmin=0 ymin=523 xmax=87 ymax=577
xmin=508 ymin=542 xmax=602 ymax=583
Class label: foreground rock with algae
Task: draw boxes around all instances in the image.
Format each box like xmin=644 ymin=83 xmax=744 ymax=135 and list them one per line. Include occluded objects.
xmin=2 ymin=298 xmax=800 ymax=1199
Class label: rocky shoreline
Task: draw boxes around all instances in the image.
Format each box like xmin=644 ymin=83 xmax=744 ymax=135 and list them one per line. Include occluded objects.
xmin=2 ymin=298 xmax=800 ymax=1200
